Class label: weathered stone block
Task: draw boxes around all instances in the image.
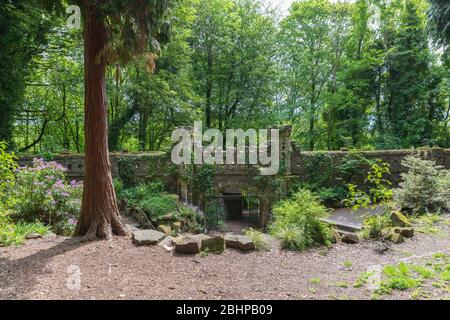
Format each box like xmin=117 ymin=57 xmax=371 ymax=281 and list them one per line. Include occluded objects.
xmin=200 ymin=235 xmax=225 ymax=253
xmin=133 ymin=230 xmax=166 ymax=246
xmin=224 ymin=234 xmax=255 ymax=251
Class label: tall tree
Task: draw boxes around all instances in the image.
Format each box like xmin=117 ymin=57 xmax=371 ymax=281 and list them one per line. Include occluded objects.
xmin=0 ymin=1 xmax=58 ymax=145
xmin=74 ymin=0 xmax=174 ymax=240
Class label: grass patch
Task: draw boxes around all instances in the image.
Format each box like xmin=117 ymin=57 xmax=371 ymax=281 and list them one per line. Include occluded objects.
xmin=353 ymin=271 xmax=375 ymax=288
xmin=413 ymin=214 xmax=444 ymax=235
xmin=343 ymin=261 xmax=353 ymax=268
xmin=379 ymin=263 xmax=423 ymax=293
xmin=335 ymin=281 xmax=349 ymax=288
xmin=0 ymin=221 xmax=49 ymax=246
xmin=308 ymin=277 xmax=321 ymax=285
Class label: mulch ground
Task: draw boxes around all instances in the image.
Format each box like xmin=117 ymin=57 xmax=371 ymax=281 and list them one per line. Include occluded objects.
xmin=1 ymin=215 xmax=450 ymax=300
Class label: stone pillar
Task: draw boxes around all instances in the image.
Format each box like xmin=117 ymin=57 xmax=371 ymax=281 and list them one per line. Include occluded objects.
xmin=259 ymin=196 xmax=272 ymax=229
xmin=180 ymin=181 xmax=188 ymax=203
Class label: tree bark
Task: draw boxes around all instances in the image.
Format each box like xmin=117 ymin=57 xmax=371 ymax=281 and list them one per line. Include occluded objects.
xmin=74 ymin=1 xmax=129 ymax=240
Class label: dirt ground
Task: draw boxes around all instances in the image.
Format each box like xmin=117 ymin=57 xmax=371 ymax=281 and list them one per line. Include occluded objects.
xmin=1 ymin=215 xmax=450 ymax=300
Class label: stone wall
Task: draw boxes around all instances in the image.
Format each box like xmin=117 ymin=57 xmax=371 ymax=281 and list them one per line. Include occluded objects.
xmin=290 ymin=146 xmax=450 ymax=185
xmin=18 ymin=147 xmax=450 ymax=186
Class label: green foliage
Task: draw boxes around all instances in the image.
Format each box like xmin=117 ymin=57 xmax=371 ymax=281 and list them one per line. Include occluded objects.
xmin=343 ymin=160 xmax=393 ymax=209
xmin=192 ymin=164 xmax=215 ymax=195
xmin=270 ymin=189 xmax=333 ymax=251
xmin=5 ymin=158 xmax=82 ymax=235
xmin=179 ymin=205 xmax=204 ymax=234
xmin=315 ymin=187 xmax=347 ymax=208
xmin=395 ymin=154 xmax=449 ymax=214
xmin=0 ymin=218 xmax=50 ymax=247
xmin=243 ymin=228 xmax=270 ymax=251
xmin=353 ymin=271 xmax=375 ymax=288
xmin=361 ymin=213 xmax=391 ymax=240
xmin=0 ymin=141 xmax=17 ymax=196
xmin=379 ymin=263 xmax=423 ymax=293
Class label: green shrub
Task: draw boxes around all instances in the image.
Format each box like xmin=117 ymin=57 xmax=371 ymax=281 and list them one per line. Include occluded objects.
xmin=243 ymin=228 xmax=270 ymax=251
xmin=5 ymin=158 xmax=82 ymax=235
xmin=137 ymin=194 xmax=178 ymax=220
xmin=343 ymin=160 xmax=393 ymax=209
xmin=122 ymin=181 xmax=166 ymax=203
xmin=395 ymin=154 xmax=449 ymax=214
xmin=361 ymin=212 xmax=391 ymax=239
xmin=270 ymin=189 xmax=333 ymax=251
xmin=315 ymin=186 xmax=346 ymax=207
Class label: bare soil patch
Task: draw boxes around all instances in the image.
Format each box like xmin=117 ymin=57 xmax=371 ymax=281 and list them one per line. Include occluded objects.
xmin=1 ymin=215 xmax=450 ymax=300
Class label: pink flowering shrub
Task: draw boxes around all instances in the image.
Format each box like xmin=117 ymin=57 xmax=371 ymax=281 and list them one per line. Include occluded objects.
xmin=7 ymin=158 xmax=82 ymax=235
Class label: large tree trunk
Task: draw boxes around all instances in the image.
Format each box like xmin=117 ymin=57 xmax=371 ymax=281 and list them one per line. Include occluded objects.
xmin=74 ymin=2 xmax=129 ymax=240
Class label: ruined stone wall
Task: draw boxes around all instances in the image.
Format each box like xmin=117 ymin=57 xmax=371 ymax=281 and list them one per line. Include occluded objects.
xmin=290 ymin=147 xmax=450 ymax=185
xmin=18 ymin=147 xmax=450 ymax=187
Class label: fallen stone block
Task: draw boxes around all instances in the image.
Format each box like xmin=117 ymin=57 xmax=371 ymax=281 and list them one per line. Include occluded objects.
xmin=393 ymin=227 xmax=414 ymax=238
xmin=174 ymin=235 xmax=201 ymax=254
xmin=340 ymin=232 xmax=360 ymax=244
xmin=133 ymin=230 xmax=166 ymax=246
xmin=224 ymin=234 xmax=255 ymax=251
xmin=389 ymin=232 xmax=405 ymax=244
xmin=200 ymin=235 xmax=225 ymax=253
xmin=390 ymin=211 xmax=411 ymax=227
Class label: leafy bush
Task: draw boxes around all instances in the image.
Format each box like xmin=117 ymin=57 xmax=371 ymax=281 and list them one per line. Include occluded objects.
xmin=315 ymin=186 xmax=347 ymax=207
xmin=243 ymin=228 xmax=270 ymax=251
xmin=121 ymin=181 xmax=166 ymax=203
xmin=270 ymin=189 xmax=333 ymax=251
xmin=6 ymin=158 xmax=82 ymax=235
xmin=395 ymin=154 xmax=449 ymax=214
xmin=361 ymin=212 xmax=391 ymax=239
xmin=137 ymin=195 xmax=178 ymax=220
xmin=343 ymin=160 xmax=393 ymax=209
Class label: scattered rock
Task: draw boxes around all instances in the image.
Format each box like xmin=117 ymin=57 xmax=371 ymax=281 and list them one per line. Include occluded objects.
xmin=389 ymin=232 xmax=405 ymax=244
xmin=374 ymin=242 xmax=390 ymax=254
xmin=133 ymin=230 xmax=166 ymax=246
xmin=393 ymin=227 xmax=414 ymax=238
xmin=157 ymin=224 xmax=172 ymax=235
xmin=390 ymin=211 xmax=411 ymax=227
xmin=224 ymin=234 xmax=255 ymax=251
xmin=158 ymin=236 xmax=175 ymax=252
xmin=340 ymin=232 xmax=360 ymax=244
xmin=174 ymin=235 xmax=201 ymax=254
xmin=26 ymin=233 xmax=42 ymax=239
xmin=201 ymin=235 xmax=225 ymax=253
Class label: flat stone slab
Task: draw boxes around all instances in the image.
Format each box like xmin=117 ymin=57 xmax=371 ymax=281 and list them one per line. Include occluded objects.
xmin=133 ymin=230 xmax=166 ymax=246
xmin=225 ymin=234 xmax=255 ymax=251
xmin=320 ymin=206 xmax=384 ymax=231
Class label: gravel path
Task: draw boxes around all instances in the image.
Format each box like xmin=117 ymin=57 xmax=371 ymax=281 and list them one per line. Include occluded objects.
xmin=1 ymin=215 xmax=450 ymax=300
